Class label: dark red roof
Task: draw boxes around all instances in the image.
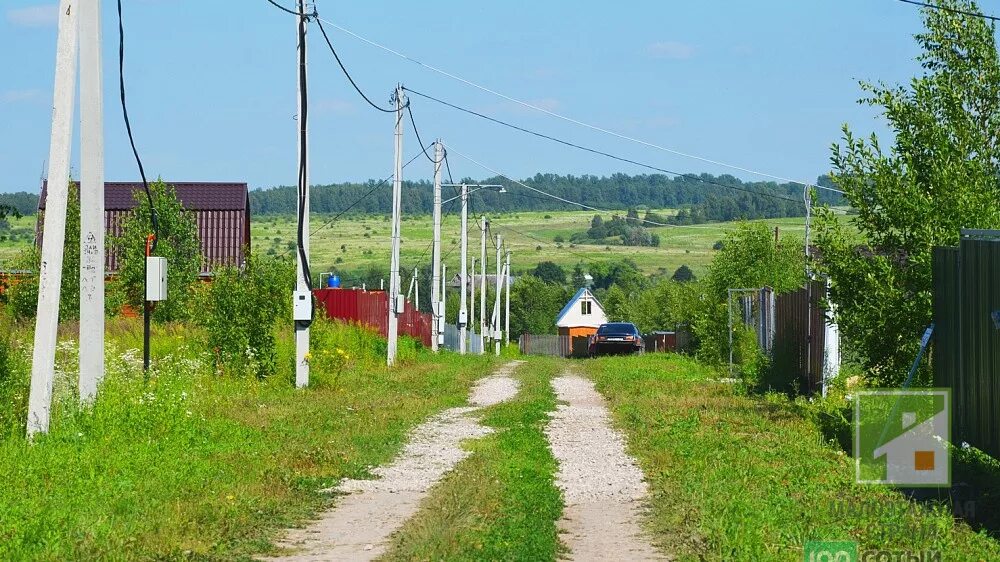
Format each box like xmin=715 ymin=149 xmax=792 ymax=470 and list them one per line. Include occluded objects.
xmin=39 ymin=182 xmax=248 ymax=212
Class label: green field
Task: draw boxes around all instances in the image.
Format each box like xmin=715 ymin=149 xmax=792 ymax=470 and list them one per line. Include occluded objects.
xmin=2 ymin=210 xmax=830 ymax=279
xmin=255 ymin=209 xmax=820 ymax=280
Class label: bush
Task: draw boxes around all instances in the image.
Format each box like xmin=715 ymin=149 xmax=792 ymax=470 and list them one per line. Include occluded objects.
xmin=198 ymin=255 xmax=294 ymax=378
xmin=111 ymin=180 xmax=201 ymax=323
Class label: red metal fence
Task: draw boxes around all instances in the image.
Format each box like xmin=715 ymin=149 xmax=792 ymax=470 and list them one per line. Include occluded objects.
xmin=312 ymin=288 xmax=432 ymax=347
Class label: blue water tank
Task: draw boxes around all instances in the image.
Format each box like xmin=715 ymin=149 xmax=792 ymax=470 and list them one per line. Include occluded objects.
xmin=328 ymin=275 xmax=341 ymax=288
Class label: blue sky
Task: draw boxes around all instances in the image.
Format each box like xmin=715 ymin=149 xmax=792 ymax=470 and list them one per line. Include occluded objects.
xmin=0 ymin=0 xmax=929 ymax=193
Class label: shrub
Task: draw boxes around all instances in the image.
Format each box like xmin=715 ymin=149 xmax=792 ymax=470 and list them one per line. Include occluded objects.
xmin=198 ymin=255 xmax=294 ymax=378
xmin=111 ymin=180 xmax=201 ymax=323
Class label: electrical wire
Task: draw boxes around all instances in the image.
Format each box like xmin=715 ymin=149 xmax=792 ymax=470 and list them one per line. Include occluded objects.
xmin=896 ymin=0 xmax=1000 ymax=21
xmin=406 ymin=104 xmax=446 ymax=164
xmin=404 ymin=87 xmax=838 ymax=201
xmin=296 ymin=6 xmax=312 ymax=293
xmin=314 ymin=16 xmax=398 ymax=113
xmin=314 ymin=15 xmax=831 ymax=192
xmin=265 ymin=0 xmax=316 ymax=17
xmin=443 ymin=143 xmax=730 ymax=230
xmin=117 ymin=0 xmax=158 ymax=252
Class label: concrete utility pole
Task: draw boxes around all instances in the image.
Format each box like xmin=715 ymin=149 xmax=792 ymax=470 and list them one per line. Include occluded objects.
xmin=28 ymin=0 xmax=78 ymax=437
xmin=413 ymin=267 xmax=419 ymax=311
xmin=440 ymin=262 xmax=447 ymax=347
xmin=79 ymin=0 xmax=104 ymax=402
xmin=479 ymin=216 xmax=487 ymax=355
xmin=492 ymin=233 xmax=502 ymax=355
xmin=430 ymin=140 xmax=443 ymax=351
xmin=470 ymin=256 xmax=476 ymax=348
xmin=505 ymin=250 xmax=511 ymax=345
xmin=458 ymin=184 xmax=468 ymax=354
xmin=387 ymin=85 xmax=405 ymax=366
xmin=294 ymin=0 xmax=310 ymax=388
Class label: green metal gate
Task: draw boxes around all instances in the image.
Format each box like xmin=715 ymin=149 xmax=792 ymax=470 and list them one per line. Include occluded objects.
xmin=933 ymin=230 xmax=1000 ymax=458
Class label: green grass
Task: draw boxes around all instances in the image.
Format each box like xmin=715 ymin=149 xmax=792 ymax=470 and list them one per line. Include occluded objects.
xmin=3 ymin=209 xmax=845 ymax=279
xmin=381 ymin=356 xmax=565 ymax=561
xmin=582 ymin=353 xmax=1000 ymax=561
xmin=0 ymin=318 xmax=496 ymax=560
xmin=253 ymin=210 xmax=823 ymax=279
xmin=0 ymin=215 xmax=35 ymax=263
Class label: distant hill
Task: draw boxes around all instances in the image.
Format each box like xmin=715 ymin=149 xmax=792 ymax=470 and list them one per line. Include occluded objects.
xmin=250 ymin=172 xmax=845 ymax=222
xmin=0 ymin=192 xmax=39 ymax=216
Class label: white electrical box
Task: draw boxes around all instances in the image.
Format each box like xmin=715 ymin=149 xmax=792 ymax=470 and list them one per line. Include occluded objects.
xmin=438 ymin=316 xmax=446 ymax=333
xmin=459 ymin=309 xmax=468 ymax=325
xmin=293 ymin=290 xmax=313 ymax=321
xmin=394 ymin=294 xmax=406 ymax=314
xmin=145 ymin=257 xmax=167 ymax=301
xmin=437 ymin=302 xmax=446 ymax=317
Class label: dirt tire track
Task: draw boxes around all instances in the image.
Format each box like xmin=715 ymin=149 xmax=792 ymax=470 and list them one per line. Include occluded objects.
xmin=262 ymin=360 xmax=524 ymax=562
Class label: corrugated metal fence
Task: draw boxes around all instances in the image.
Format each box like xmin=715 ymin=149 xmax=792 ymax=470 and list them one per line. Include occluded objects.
xmin=313 ymin=288 xmax=432 ymax=347
xmin=933 ymin=231 xmax=1000 ymax=459
xmin=770 ymin=281 xmax=830 ymax=394
xmin=518 ymin=334 xmax=589 ymax=357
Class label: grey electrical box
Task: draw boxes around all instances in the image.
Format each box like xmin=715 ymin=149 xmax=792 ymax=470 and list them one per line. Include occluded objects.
xmin=146 ymin=257 xmax=167 ymax=301
xmin=293 ymin=290 xmax=312 ymax=321
xmin=395 ymin=294 xmax=406 ymax=314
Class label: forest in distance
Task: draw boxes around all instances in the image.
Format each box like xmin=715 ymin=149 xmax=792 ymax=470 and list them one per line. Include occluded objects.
xmin=0 ymin=172 xmax=845 ymax=224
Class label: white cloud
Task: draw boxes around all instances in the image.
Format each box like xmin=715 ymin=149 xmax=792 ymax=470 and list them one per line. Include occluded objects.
xmin=646 ymin=41 xmax=696 ymax=60
xmin=0 ymin=89 xmax=44 ymax=104
xmin=6 ymin=4 xmax=59 ymax=28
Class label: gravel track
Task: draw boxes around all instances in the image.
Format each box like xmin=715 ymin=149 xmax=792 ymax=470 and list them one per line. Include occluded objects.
xmin=263 ymin=360 xmax=524 ymax=562
xmin=546 ymin=373 xmax=667 ymax=561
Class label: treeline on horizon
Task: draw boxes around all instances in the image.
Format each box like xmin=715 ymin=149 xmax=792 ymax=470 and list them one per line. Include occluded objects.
xmin=1 ymin=172 xmax=844 ymax=222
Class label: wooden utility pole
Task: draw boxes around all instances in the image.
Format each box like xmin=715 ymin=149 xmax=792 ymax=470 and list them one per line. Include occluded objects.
xmin=79 ymin=0 xmax=105 ymax=402
xmin=294 ymin=0 xmax=310 ymax=388
xmin=28 ymin=0 xmax=78 ymax=436
xmin=387 ymin=85 xmax=405 ymax=366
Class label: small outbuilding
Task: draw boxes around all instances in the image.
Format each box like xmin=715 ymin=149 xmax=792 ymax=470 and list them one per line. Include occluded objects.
xmin=555 ymin=287 xmax=607 ymax=337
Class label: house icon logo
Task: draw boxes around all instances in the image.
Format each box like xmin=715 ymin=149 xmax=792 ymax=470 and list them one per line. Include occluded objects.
xmin=854 ymin=389 xmax=950 ymax=487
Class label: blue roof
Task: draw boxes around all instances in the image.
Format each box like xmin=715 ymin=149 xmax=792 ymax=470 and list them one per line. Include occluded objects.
xmin=555 ymin=287 xmax=590 ymax=325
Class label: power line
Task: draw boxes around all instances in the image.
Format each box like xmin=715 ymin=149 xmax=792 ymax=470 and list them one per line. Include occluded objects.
xmin=404 ymin=87 xmax=840 ymax=201
xmin=117 ymin=0 xmax=158 ymax=251
xmin=314 ymin=15 xmax=397 ymax=113
xmin=406 ymin=104 xmax=446 ymax=164
xmin=315 ymin=15 xmax=830 ymax=192
xmin=442 ymin=143 xmax=730 ymax=230
xmin=264 ymin=0 xmax=315 ymax=17
xmin=896 ymin=0 xmax=1000 ymax=22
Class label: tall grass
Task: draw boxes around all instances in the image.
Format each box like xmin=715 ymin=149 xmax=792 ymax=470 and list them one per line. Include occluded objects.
xmin=0 ymin=312 xmax=493 ymax=559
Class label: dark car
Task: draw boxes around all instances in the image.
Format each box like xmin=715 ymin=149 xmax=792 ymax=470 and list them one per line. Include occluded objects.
xmin=589 ymin=322 xmax=645 ymax=356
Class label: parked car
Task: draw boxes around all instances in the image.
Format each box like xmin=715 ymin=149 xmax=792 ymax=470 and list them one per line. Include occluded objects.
xmin=589 ymin=322 xmax=645 ymax=356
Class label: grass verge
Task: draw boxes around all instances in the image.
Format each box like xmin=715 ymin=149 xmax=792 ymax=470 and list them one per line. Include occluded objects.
xmin=0 ymin=319 xmax=494 ymax=560
xmin=381 ymin=356 xmax=565 ymax=561
xmin=583 ymin=353 xmax=1000 ymax=561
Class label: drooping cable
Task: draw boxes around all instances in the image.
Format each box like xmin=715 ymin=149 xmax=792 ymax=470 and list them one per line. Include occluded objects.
xmin=405 ymin=87 xmax=837 ymax=202
xmin=117 ymin=0 xmax=158 ymax=252
xmin=314 ymin=16 xmax=398 ymax=113
xmin=405 ymin=105 xmax=446 ymax=163
xmin=295 ymin=3 xmax=313 ymax=293
xmin=896 ymin=0 xmax=1000 ymax=21
xmin=315 ymin=15 xmax=830 ymax=192
xmin=265 ymin=0 xmax=316 ymax=17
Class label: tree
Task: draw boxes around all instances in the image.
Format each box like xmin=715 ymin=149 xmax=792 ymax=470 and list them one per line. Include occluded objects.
xmin=590 ymin=214 xmax=603 ymax=229
xmin=111 ymin=180 xmax=201 ymax=322
xmin=626 ymin=208 xmax=640 ymax=225
xmin=5 ymin=181 xmax=80 ymax=320
xmin=531 ymin=261 xmax=566 ymax=285
xmin=571 ymin=263 xmax=587 ymax=287
xmin=603 ymin=284 xmax=630 ymax=322
xmin=509 ymin=276 xmax=568 ymax=336
xmin=814 ymin=0 xmax=1000 ymax=384
xmin=672 ymin=265 xmax=695 ymax=282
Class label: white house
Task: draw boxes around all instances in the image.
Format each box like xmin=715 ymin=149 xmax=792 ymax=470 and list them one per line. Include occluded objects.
xmin=872 ymin=410 xmax=949 ymax=486
xmin=555 ymin=288 xmax=607 ymax=337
